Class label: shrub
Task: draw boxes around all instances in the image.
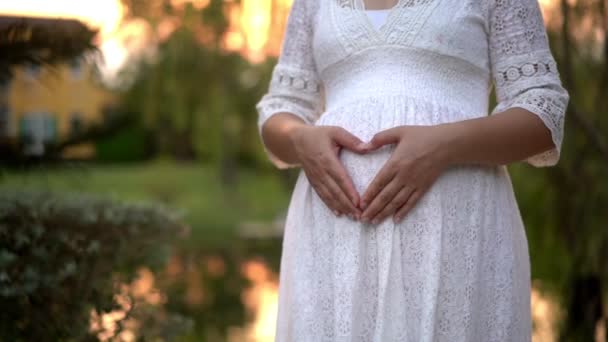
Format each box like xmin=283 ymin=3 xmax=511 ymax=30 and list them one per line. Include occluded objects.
xmin=95 ymin=125 xmax=156 ymax=162
xmin=0 ymin=190 xmax=188 ymax=341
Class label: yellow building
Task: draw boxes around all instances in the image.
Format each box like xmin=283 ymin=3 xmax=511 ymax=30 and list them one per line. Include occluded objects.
xmin=1 ymin=58 xmax=114 ymax=158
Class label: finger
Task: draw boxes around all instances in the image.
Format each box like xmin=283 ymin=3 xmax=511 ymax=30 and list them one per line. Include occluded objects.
xmin=321 ymin=172 xmax=360 ymax=218
xmin=315 ymin=182 xmax=343 ymax=216
xmin=305 ymin=170 xmax=343 ymax=216
xmin=393 ymin=189 xmax=423 ymax=223
xmin=331 ymin=127 xmax=366 ymax=153
xmin=360 ymin=160 xmax=399 ymax=210
xmin=360 ymin=127 xmax=403 ymax=152
xmin=361 ymin=177 xmax=402 ymax=223
xmin=370 ymin=185 xmax=414 ymax=224
xmin=325 ymin=157 xmax=360 ymax=207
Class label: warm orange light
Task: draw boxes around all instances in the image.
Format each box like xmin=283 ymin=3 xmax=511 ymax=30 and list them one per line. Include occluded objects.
xmin=171 ymin=0 xmax=210 ymax=11
xmin=228 ymin=259 xmax=279 ymax=342
xmin=538 ymin=0 xmax=556 ymax=7
xmin=0 ymin=0 xmax=561 ymax=67
xmin=531 ymin=282 xmax=560 ymax=342
xmin=239 ymin=0 xmax=272 ymax=63
xmin=89 ymin=267 xmax=165 ymax=341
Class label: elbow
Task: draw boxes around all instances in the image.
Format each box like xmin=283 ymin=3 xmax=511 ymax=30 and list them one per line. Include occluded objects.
xmin=531 ymin=111 xmax=558 ymax=152
xmin=524 ymin=108 xmax=564 ymax=167
xmin=497 ymin=85 xmax=568 ymax=167
xmin=256 ymin=105 xmax=308 ymax=169
xmin=259 ymin=123 xmax=300 ymax=170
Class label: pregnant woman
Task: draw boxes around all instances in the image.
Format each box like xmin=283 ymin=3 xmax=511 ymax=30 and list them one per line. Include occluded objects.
xmin=255 ymin=0 xmax=569 ymax=340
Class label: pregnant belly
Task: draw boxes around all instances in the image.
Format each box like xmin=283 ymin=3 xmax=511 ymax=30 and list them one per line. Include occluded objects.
xmin=316 ymin=95 xmax=483 ymax=140
xmin=334 ymin=145 xmax=507 ymax=222
xmin=314 ymin=95 xmax=499 ymax=199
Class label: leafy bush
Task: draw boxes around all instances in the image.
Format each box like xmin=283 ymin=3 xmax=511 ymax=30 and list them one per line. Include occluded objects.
xmin=0 ymin=190 xmax=188 ymax=341
xmin=95 ymin=124 xmax=156 ymax=162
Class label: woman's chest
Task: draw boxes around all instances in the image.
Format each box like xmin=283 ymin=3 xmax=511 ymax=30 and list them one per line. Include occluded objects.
xmin=311 ymin=0 xmax=491 ymax=74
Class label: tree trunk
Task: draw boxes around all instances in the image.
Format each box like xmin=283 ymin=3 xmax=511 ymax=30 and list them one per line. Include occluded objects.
xmin=560 ymin=275 xmax=603 ymax=342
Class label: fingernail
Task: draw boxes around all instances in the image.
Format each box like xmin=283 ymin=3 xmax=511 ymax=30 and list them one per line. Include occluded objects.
xmin=372 ymin=218 xmax=380 ymax=224
xmin=360 ymin=201 xmax=367 ymax=210
xmin=334 ymin=210 xmax=341 ymax=216
xmin=357 ymin=142 xmax=369 ymax=150
xmin=393 ymin=216 xmax=401 ymax=224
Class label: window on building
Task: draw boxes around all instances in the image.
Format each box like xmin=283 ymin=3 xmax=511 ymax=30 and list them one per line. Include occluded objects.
xmin=0 ymin=104 xmax=8 ymax=137
xmin=70 ymin=112 xmax=84 ymax=136
xmin=25 ymin=64 xmax=41 ymax=80
xmin=19 ymin=112 xmax=57 ymax=156
xmin=69 ymin=58 xmax=84 ymax=80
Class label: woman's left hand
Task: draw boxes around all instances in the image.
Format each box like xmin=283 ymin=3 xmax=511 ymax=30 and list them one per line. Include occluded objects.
xmin=358 ymin=125 xmax=452 ymax=224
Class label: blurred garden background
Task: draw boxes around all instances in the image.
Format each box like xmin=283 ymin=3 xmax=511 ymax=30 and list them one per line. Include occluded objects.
xmin=0 ymin=0 xmax=606 ymax=341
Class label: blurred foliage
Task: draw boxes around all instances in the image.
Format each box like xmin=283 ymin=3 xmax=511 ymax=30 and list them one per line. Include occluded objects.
xmin=0 ymin=16 xmax=97 ymax=82
xmin=0 ymin=161 xmax=290 ymax=248
xmin=119 ymin=0 xmax=276 ymax=187
xmin=95 ymin=123 xmax=156 ymax=162
xmin=0 ymin=190 xmax=188 ymax=341
xmin=0 ymin=161 xmax=289 ymax=341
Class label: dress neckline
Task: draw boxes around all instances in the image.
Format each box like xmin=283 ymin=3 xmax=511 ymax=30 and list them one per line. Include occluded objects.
xmin=364 ymin=8 xmax=391 ymax=30
xmin=358 ymin=0 xmax=399 ymax=11
xmin=357 ymin=1 xmax=401 ymax=38
xmin=331 ymin=0 xmax=442 ymax=46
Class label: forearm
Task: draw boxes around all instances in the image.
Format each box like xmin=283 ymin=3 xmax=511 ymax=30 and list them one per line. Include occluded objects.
xmin=438 ymin=108 xmax=555 ymax=166
xmin=260 ymin=113 xmax=309 ymax=165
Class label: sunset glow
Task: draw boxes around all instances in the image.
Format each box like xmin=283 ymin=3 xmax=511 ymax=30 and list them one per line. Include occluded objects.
xmin=228 ymin=259 xmax=279 ymax=342
xmin=238 ymin=0 xmax=273 ymax=62
xmin=0 ymin=0 xmax=563 ymax=79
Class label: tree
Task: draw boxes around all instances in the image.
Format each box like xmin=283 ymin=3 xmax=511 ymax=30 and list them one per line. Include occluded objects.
xmin=0 ymin=16 xmax=96 ymax=82
xmin=121 ymin=0 xmax=274 ymax=185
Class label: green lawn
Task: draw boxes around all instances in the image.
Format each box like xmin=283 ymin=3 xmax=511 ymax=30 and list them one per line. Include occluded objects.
xmin=0 ymin=160 xmax=291 ymax=247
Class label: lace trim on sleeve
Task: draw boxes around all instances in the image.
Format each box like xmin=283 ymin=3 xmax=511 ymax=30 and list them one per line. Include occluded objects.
xmin=491 ymin=86 xmax=568 ymax=167
xmin=491 ymin=53 xmax=569 ymax=167
xmin=488 ymin=0 xmax=569 ymax=167
xmin=494 ymin=59 xmax=558 ymax=88
xmin=254 ymin=0 xmax=323 ymax=168
xmin=257 ymin=65 xmax=323 ymax=128
xmin=255 ymin=66 xmax=324 ymax=169
xmin=269 ymin=65 xmax=322 ymax=108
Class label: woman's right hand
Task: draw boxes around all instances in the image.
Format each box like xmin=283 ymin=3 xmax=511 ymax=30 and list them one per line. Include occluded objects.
xmin=289 ymin=125 xmax=365 ymax=219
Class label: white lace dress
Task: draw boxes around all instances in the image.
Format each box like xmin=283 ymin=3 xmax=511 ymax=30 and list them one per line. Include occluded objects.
xmin=255 ymin=0 xmax=569 ymax=341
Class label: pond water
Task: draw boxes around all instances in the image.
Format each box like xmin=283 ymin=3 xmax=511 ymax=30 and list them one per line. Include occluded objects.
xmin=92 ymin=237 xmax=567 ymax=342
xmin=91 ymin=238 xmax=283 ymax=341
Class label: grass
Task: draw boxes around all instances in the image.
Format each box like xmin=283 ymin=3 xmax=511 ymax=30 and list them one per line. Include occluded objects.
xmin=0 ymin=160 xmax=291 ymax=248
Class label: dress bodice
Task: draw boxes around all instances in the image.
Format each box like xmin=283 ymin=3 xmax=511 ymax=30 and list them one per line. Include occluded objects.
xmin=256 ymin=0 xmax=569 ymax=168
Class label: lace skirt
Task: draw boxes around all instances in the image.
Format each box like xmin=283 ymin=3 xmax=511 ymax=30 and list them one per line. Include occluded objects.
xmin=274 ymin=95 xmax=532 ymax=342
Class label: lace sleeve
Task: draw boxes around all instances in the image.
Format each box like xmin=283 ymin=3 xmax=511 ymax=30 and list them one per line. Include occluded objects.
xmin=255 ymin=0 xmax=323 ymax=169
xmin=488 ymin=0 xmax=570 ymax=167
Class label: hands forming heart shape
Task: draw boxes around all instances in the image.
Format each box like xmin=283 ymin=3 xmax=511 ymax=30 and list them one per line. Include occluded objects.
xmin=291 ymin=124 xmax=452 ymax=224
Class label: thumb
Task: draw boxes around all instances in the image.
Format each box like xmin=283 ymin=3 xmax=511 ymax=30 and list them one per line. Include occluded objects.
xmin=331 ymin=127 xmax=365 ymax=152
xmin=362 ymin=127 xmax=403 ymax=151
